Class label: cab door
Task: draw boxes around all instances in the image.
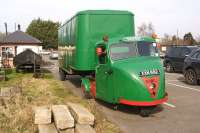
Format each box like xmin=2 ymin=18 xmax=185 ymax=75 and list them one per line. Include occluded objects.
xmin=95 ymin=46 xmax=114 ymax=103
xmin=192 ymin=51 xmax=200 ymax=76
xmin=177 ymin=48 xmax=191 ymax=71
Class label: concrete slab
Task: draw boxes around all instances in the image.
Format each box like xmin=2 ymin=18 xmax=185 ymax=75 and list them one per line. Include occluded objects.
xmin=52 ymin=105 xmax=74 ymax=130
xmin=34 ymin=106 xmax=51 ymax=124
xmin=38 ymin=124 xmax=58 ymax=133
xmin=75 ymin=124 xmax=96 ymax=133
xmin=67 ymin=103 xmax=94 ymax=125
xmin=59 ymin=128 xmax=74 ymax=133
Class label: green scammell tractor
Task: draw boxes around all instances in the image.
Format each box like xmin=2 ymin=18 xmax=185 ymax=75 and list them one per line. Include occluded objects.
xmin=58 ymin=10 xmax=168 ymax=116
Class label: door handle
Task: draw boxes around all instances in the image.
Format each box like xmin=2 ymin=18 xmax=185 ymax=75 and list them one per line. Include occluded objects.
xmin=105 ymin=69 xmax=113 ymax=75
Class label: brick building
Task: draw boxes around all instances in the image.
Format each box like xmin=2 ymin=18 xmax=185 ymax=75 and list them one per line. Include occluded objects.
xmin=0 ymin=28 xmax=42 ymax=68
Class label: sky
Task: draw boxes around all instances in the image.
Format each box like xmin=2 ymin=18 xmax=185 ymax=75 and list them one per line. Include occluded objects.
xmin=0 ymin=0 xmax=200 ymax=39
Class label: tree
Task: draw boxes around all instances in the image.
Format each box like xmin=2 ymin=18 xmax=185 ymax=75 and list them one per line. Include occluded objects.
xmin=137 ymin=22 xmax=155 ymax=36
xmin=196 ymin=35 xmax=200 ymax=45
xmin=161 ymin=33 xmax=172 ymax=45
xmin=26 ymin=18 xmax=60 ymax=49
xmin=172 ymin=35 xmax=177 ymax=45
xmin=183 ymin=32 xmax=196 ymax=45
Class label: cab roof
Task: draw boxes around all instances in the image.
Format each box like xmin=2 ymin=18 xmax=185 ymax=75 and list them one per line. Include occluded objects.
xmin=97 ymin=36 xmax=156 ymax=46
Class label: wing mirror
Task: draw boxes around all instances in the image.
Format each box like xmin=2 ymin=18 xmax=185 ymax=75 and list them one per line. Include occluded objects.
xmin=185 ymin=54 xmax=189 ymax=57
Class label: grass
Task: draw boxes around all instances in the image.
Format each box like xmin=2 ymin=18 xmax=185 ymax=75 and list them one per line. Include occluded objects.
xmin=0 ymin=69 xmax=24 ymax=88
xmin=0 ymin=70 xmax=120 ymax=133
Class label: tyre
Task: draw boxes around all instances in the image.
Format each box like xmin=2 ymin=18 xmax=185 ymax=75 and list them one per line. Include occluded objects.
xmin=184 ymin=69 xmax=197 ymax=85
xmin=81 ymin=82 xmax=91 ymax=99
xmin=59 ymin=68 xmax=66 ymax=81
xmin=140 ymin=109 xmax=150 ymax=117
xmin=165 ymin=62 xmax=174 ymax=73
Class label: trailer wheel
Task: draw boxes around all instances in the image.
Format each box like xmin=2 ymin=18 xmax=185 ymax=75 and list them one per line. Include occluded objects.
xmin=59 ymin=68 xmax=66 ymax=81
xmin=81 ymin=83 xmax=91 ymax=99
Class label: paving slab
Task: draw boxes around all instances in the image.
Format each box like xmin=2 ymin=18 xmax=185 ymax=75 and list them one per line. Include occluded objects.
xmin=34 ymin=106 xmax=51 ymax=124
xmin=59 ymin=128 xmax=74 ymax=133
xmin=52 ymin=105 xmax=74 ymax=130
xmin=67 ymin=103 xmax=94 ymax=125
xmin=75 ymin=124 xmax=96 ymax=133
xmin=38 ymin=124 xmax=58 ymax=133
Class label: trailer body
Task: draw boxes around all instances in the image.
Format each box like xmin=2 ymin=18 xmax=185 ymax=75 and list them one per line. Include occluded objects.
xmin=58 ymin=10 xmax=134 ymax=74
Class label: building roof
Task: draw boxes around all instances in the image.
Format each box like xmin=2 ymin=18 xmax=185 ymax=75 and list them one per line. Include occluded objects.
xmin=1 ymin=30 xmax=42 ymax=44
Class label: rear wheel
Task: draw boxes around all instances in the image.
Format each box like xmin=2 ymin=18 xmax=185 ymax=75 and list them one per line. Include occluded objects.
xmin=184 ymin=69 xmax=197 ymax=85
xmin=165 ymin=62 xmax=174 ymax=73
xmin=59 ymin=68 xmax=66 ymax=81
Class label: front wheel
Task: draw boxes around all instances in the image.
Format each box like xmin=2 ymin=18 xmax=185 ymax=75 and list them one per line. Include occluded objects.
xmin=184 ymin=69 xmax=197 ymax=85
xmin=81 ymin=83 xmax=91 ymax=99
xmin=59 ymin=68 xmax=66 ymax=81
xmin=140 ymin=109 xmax=150 ymax=117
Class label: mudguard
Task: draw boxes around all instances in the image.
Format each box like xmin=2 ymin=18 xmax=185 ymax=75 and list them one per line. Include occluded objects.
xmin=81 ymin=78 xmax=90 ymax=93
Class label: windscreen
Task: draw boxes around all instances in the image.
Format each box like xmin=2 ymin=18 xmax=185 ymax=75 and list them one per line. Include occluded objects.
xmin=110 ymin=41 xmax=159 ymax=60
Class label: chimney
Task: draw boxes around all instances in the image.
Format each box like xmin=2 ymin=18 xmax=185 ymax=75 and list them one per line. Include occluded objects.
xmin=18 ymin=24 xmax=21 ymax=31
xmin=4 ymin=22 xmax=8 ymax=36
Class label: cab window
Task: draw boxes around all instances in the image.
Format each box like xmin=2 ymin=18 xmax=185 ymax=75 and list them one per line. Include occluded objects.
xmin=180 ymin=48 xmax=190 ymax=57
xmin=191 ymin=51 xmax=200 ymax=59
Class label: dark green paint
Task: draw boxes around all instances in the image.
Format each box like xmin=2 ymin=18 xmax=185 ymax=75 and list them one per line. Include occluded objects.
xmin=58 ymin=10 xmax=134 ymax=72
xmin=59 ymin=10 xmax=166 ymax=105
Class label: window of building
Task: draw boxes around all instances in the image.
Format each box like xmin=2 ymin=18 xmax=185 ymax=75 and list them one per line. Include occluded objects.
xmin=2 ymin=47 xmax=14 ymax=58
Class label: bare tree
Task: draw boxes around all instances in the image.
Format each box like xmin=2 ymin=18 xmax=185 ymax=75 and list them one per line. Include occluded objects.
xmin=147 ymin=22 xmax=155 ymax=36
xmin=137 ymin=22 xmax=155 ymax=36
xmin=196 ymin=34 xmax=200 ymax=43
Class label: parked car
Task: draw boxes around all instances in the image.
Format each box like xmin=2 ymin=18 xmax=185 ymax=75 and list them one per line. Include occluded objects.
xmin=163 ymin=46 xmax=198 ymax=72
xmin=50 ymin=51 xmax=58 ymax=59
xmin=183 ymin=48 xmax=200 ymax=85
xmin=159 ymin=51 xmax=165 ymax=59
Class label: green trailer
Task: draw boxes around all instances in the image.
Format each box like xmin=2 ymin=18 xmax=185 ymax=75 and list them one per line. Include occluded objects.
xmin=58 ymin=10 xmax=167 ymax=116
xmin=58 ymin=10 xmax=134 ymax=75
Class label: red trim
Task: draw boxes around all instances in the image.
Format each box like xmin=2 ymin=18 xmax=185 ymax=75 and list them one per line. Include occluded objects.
xmin=120 ymin=93 xmax=168 ymax=106
xmin=142 ymin=76 xmax=159 ymax=98
xmin=90 ymin=80 xmax=96 ymax=98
